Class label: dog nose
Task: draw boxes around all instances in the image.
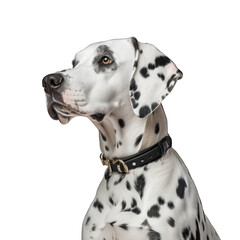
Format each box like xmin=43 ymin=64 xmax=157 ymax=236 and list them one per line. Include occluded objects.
xmin=42 ymin=73 xmax=64 ymax=94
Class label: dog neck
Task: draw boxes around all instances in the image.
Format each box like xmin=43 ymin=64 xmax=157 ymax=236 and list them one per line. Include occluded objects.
xmin=92 ymin=104 xmax=168 ymax=160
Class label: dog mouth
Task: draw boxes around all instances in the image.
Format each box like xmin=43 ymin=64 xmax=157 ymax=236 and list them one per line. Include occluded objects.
xmin=47 ymin=102 xmax=82 ymax=124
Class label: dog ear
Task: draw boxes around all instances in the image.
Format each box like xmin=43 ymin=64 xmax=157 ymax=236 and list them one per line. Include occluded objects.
xmin=129 ymin=38 xmax=183 ymax=118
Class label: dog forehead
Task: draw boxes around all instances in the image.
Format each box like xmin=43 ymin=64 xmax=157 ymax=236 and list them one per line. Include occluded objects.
xmin=75 ymin=38 xmax=134 ymax=61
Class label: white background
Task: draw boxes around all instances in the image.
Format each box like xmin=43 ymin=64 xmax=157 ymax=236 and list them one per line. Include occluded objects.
xmin=0 ymin=0 xmax=239 ymax=239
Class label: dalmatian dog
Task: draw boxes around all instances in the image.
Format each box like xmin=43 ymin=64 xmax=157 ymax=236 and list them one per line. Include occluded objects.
xmin=42 ymin=37 xmax=220 ymax=240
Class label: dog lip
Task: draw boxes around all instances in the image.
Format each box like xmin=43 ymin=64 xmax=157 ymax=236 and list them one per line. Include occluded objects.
xmin=47 ymin=104 xmax=59 ymax=120
xmin=47 ymin=103 xmax=71 ymax=124
xmin=52 ymin=102 xmax=84 ymax=116
xmin=47 ymin=99 xmax=87 ymax=123
xmin=53 ymin=105 xmax=77 ymax=117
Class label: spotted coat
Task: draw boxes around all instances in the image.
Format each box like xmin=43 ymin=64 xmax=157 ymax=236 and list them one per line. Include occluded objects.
xmin=82 ymin=149 xmax=220 ymax=240
xmin=43 ymin=37 xmax=220 ymax=240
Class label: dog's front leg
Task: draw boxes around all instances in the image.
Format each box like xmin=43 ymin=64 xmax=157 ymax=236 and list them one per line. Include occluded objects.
xmin=82 ymin=178 xmax=116 ymax=240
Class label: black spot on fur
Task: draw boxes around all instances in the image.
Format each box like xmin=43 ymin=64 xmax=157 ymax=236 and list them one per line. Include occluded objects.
xmin=100 ymin=132 xmax=107 ymax=141
xmin=197 ymin=202 xmax=200 ymax=222
xmin=195 ymin=219 xmax=201 ymax=240
xmin=147 ymin=204 xmax=160 ymax=218
xmin=122 ymin=198 xmax=141 ymax=214
xmin=72 ymin=59 xmax=79 ymax=68
xmin=182 ymin=227 xmax=190 ymax=240
xmin=121 ymin=200 xmax=126 ymax=211
xmin=158 ymin=196 xmax=165 ymax=205
xmin=203 ymin=210 xmax=206 ymax=222
xmin=207 ymin=235 xmax=209 ymax=240
xmin=104 ymin=169 xmax=111 ymax=190
xmin=117 ymin=141 xmax=122 ymax=148
xmin=114 ymin=174 xmax=125 ymax=185
xmin=118 ymin=119 xmax=125 ymax=128
xmin=140 ymin=50 xmax=143 ymax=54
xmin=90 ymin=113 xmax=105 ymax=122
xmin=167 ymin=201 xmax=175 ymax=209
xmin=155 ymin=56 xmax=171 ymax=67
xmin=202 ymin=221 xmax=205 ymax=231
xmin=190 ymin=233 xmax=195 ymax=240
xmin=155 ymin=123 xmax=160 ymax=134
xmin=168 ymin=217 xmax=175 ymax=227
xmin=91 ymin=224 xmax=96 ymax=231
xmin=131 ymin=98 xmax=139 ymax=109
xmin=93 ymin=199 xmax=104 ymax=213
xmin=135 ymin=134 xmax=143 ymax=147
xmin=134 ymin=60 xmax=138 ymax=68
xmin=134 ymin=91 xmax=141 ymax=100
xmin=109 ymin=197 xmax=115 ymax=206
xmin=148 ymin=229 xmax=161 ymax=240
xmin=139 ymin=105 xmax=151 ymax=118
xmin=167 ymin=74 xmax=177 ymax=92
xmin=105 ymin=146 xmax=109 ymax=151
xmin=157 ymin=73 xmax=165 ymax=81
xmin=148 ymin=63 xmax=155 ymax=70
xmin=85 ymin=216 xmax=91 ymax=225
xmin=130 ymin=79 xmax=138 ymax=91
xmin=141 ymin=219 xmax=151 ymax=228
xmin=151 ymin=102 xmax=159 ymax=112
xmin=132 ymin=207 xmax=141 ymax=214
xmin=131 ymin=198 xmax=137 ymax=208
xmin=161 ymin=95 xmax=166 ymax=101
xmin=126 ymin=181 xmax=131 ymax=190
xmin=119 ymin=223 xmax=128 ymax=230
xmin=123 ymin=207 xmax=132 ymax=212
xmin=110 ymin=221 xmax=116 ymax=226
xmin=140 ymin=67 xmax=150 ymax=78
xmin=134 ymin=174 xmax=145 ymax=199
xmin=176 ymin=177 xmax=187 ymax=199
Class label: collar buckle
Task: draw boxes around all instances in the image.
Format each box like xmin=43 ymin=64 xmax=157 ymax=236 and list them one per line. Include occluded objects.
xmin=100 ymin=153 xmax=113 ymax=174
xmin=100 ymin=154 xmax=129 ymax=174
xmin=112 ymin=159 xmax=129 ymax=174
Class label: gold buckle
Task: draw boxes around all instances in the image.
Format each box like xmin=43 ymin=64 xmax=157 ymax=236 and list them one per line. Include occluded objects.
xmin=100 ymin=154 xmax=129 ymax=174
xmin=100 ymin=153 xmax=113 ymax=174
xmin=112 ymin=159 xmax=129 ymax=174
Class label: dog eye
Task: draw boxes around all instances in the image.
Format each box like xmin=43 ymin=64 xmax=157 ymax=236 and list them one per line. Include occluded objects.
xmin=101 ymin=56 xmax=112 ymax=65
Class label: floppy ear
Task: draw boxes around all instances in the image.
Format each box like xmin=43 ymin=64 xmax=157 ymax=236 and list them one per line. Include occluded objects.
xmin=129 ymin=38 xmax=183 ymax=118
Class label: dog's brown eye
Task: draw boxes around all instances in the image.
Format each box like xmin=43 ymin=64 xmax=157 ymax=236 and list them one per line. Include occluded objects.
xmin=101 ymin=56 xmax=112 ymax=65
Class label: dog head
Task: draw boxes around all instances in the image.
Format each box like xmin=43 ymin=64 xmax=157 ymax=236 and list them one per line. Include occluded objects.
xmin=42 ymin=37 xmax=182 ymax=124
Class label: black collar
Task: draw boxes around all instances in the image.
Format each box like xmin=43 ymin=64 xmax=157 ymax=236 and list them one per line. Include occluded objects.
xmin=100 ymin=135 xmax=172 ymax=174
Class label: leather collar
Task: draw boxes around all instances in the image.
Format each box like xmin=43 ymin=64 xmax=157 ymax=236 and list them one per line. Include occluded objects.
xmin=100 ymin=135 xmax=172 ymax=174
